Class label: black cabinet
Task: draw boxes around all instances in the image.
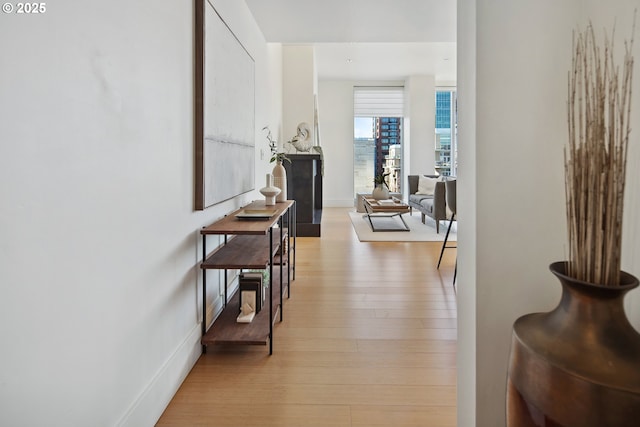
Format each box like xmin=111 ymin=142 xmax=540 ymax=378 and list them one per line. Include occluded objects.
xmin=284 ymin=154 xmax=322 ymax=237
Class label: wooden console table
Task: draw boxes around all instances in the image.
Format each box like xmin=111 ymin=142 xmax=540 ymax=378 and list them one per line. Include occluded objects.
xmin=200 ymin=200 xmax=296 ymax=354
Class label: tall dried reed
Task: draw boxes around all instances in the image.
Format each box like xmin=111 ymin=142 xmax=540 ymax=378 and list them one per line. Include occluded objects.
xmin=565 ymin=18 xmax=635 ymax=286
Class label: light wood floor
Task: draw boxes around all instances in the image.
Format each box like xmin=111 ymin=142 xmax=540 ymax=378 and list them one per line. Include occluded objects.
xmin=157 ymin=207 xmax=458 ymax=427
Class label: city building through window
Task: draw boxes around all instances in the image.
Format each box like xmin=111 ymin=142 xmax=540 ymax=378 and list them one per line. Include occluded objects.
xmin=353 ymin=87 xmax=404 ymax=195
xmin=435 ymin=89 xmax=457 ymax=177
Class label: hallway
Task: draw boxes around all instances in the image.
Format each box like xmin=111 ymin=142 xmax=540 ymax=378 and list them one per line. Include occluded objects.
xmin=157 ymin=207 xmax=458 ymax=426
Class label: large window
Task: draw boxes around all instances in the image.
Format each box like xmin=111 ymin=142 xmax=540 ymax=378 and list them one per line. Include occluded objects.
xmin=353 ymin=87 xmax=404 ymax=195
xmin=435 ymin=89 xmax=457 ymax=177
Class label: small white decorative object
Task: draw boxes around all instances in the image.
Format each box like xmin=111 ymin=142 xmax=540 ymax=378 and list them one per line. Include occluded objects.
xmin=289 ymin=122 xmax=313 ymax=152
xmin=272 ymin=160 xmax=287 ymax=202
xmin=236 ymin=291 xmax=256 ymax=323
xmin=260 ymin=173 xmax=281 ymax=206
xmin=372 ymin=185 xmax=389 ymax=200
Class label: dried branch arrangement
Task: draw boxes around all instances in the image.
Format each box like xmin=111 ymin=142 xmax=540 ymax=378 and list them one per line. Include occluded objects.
xmin=565 ymin=18 xmax=635 ymax=286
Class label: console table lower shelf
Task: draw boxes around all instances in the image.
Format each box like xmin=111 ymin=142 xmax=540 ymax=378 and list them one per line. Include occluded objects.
xmin=201 ymin=269 xmax=287 ymax=348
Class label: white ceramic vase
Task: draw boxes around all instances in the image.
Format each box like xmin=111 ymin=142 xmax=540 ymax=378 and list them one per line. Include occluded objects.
xmin=372 ymin=184 xmax=389 ymax=200
xmin=272 ymin=160 xmax=287 ymax=202
xmin=260 ymin=173 xmax=281 ymax=206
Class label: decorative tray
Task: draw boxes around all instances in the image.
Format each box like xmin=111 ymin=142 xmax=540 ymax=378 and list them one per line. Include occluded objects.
xmin=235 ymin=208 xmax=278 ymax=220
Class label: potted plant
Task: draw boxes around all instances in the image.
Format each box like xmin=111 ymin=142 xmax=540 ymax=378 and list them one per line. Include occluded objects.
xmin=506 ymin=20 xmax=640 ymax=426
xmin=263 ymin=126 xmax=289 ymax=202
xmin=372 ymin=172 xmax=390 ymax=200
xmin=263 ymin=126 xmax=290 ymax=165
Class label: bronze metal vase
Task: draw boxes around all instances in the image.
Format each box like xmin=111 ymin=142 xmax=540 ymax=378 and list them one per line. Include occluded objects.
xmin=506 ymin=261 xmax=640 ymax=427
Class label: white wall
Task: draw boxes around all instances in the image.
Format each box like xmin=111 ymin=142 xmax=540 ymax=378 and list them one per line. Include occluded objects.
xmin=456 ymin=1 xmax=477 ymax=425
xmin=282 ymin=45 xmax=316 ymax=147
xmin=595 ymin=1 xmax=640 ymax=331
xmin=317 ymin=81 xmax=356 ymax=207
xmin=0 ymin=1 xmax=279 ymax=425
xmin=457 ymin=0 xmax=640 ymax=425
xmin=259 ymin=43 xmax=284 ymax=177
xmin=405 ymin=75 xmax=436 ymax=175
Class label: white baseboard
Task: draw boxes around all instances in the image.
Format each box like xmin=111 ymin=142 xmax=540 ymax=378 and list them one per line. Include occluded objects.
xmin=324 ymin=199 xmax=356 ymax=207
xmin=117 ymin=274 xmax=240 ymax=426
xmin=116 ymin=324 xmax=202 ymax=427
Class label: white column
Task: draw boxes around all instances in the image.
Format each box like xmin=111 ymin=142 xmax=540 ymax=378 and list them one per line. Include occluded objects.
xmin=282 ymin=45 xmax=316 ymax=146
xmin=457 ymin=0 xmax=640 ymax=426
xmin=404 ymin=75 xmax=436 ymax=176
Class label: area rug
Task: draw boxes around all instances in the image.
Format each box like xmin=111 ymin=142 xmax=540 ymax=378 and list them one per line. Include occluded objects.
xmin=348 ymin=211 xmax=457 ymax=242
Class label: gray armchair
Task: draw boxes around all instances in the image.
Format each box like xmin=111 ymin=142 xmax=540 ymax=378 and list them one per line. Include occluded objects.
xmin=407 ymin=175 xmax=447 ymax=233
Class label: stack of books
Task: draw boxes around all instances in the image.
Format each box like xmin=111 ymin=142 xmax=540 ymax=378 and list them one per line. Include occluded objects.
xmin=236 ymin=272 xmax=263 ymax=323
xmin=239 ymin=272 xmax=263 ymax=313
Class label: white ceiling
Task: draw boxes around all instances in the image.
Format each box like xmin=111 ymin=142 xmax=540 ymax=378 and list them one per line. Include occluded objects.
xmin=244 ymin=0 xmax=457 ymax=82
